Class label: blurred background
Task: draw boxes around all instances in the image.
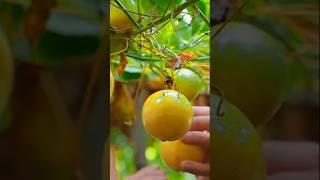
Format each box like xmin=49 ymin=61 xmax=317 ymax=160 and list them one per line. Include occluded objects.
xmin=0 ymin=0 xmax=108 ymax=179
xmin=212 ymin=1 xmax=319 ymax=179
xmin=228 ymin=0 xmax=319 ymax=141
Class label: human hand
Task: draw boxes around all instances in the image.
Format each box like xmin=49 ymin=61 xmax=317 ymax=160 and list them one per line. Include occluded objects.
xmin=179 ymin=106 xmax=210 ymax=179
xmin=176 ymin=106 xmax=320 ymax=180
xmin=126 ymin=165 xmax=167 ymax=180
xmin=263 ymin=141 xmax=319 ymax=180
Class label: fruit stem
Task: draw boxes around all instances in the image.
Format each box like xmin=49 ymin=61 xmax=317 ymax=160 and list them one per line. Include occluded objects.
xmin=212 ymin=85 xmax=225 ymax=117
xmin=211 ymin=0 xmax=251 ymax=39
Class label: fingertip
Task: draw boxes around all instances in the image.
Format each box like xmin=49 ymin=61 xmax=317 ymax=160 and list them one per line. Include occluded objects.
xmin=181 ymin=133 xmax=194 ymax=144
xmin=180 ymin=160 xmax=192 ymax=170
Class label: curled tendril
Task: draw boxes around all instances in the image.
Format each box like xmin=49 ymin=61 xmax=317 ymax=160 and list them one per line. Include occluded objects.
xmin=212 ymin=85 xmax=225 ymax=117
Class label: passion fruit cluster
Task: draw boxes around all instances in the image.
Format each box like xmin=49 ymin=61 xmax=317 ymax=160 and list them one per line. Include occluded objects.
xmin=141 ymin=66 xmax=205 ymax=170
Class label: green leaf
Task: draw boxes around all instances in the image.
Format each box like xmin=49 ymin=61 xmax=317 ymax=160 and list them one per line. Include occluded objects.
xmin=195 ymin=1 xmax=207 ymax=15
xmin=119 ymin=65 xmax=142 ymax=81
xmin=33 ymin=10 xmax=101 ymax=64
xmin=35 ymin=31 xmax=100 ymax=63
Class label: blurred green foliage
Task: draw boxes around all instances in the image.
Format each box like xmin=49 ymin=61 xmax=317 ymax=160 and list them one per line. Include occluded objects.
xmin=110 ymin=128 xmax=196 ymax=180
xmin=110 ymin=0 xmax=210 ymax=93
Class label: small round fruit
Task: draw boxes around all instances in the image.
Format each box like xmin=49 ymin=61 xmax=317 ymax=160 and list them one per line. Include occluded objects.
xmin=142 ymin=90 xmax=192 ymax=141
xmin=212 ymin=96 xmax=266 ymax=180
xmin=110 ymin=3 xmax=134 ymax=33
xmin=146 ymin=76 xmax=163 ymax=91
xmin=174 ymin=68 xmax=201 ymax=101
xmin=0 ymin=29 xmax=13 ymax=115
xmin=213 ymin=22 xmax=289 ymax=127
xmin=160 ymin=140 xmax=205 ymax=170
xmin=110 ymin=71 xmax=114 ymax=99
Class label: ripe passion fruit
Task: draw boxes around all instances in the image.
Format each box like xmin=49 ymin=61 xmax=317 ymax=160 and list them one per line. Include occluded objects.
xmin=160 ymin=140 xmax=205 ymax=170
xmin=142 ymin=89 xmax=192 ymax=141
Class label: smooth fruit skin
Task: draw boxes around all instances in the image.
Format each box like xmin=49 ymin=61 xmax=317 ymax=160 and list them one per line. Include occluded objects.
xmin=142 ymin=90 xmax=192 ymax=141
xmin=212 ymin=97 xmax=266 ymax=180
xmin=110 ymin=71 xmax=114 ymax=99
xmin=0 ymin=29 xmax=13 ymax=115
xmin=160 ymin=140 xmax=205 ymax=170
xmin=110 ymin=4 xmax=134 ymax=33
xmin=174 ymin=68 xmax=201 ymax=102
xmin=213 ymin=22 xmax=288 ymax=127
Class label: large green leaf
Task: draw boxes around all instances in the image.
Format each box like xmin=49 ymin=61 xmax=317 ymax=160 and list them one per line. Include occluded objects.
xmin=34 ymin=10 xmax=101 ymax=64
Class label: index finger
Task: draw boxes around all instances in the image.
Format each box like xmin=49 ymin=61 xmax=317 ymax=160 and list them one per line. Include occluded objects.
xmin=192 ymin=106 xmax=210 ymax=117
xmin=190 ymin=116 xmax=210 ymax=131
xmin=181 ymin=131 xmax=210 ymax=149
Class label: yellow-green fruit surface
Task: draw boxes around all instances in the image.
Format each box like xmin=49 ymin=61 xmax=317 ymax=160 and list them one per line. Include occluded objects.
xmin=110 ymin=4 xmax=134 ymax=33
xmin=174 ymin=68 xmax=201 ymax=102
xmin=213 ymin=22 xmax=289 ymax=127
xmin=212 ymin=96 xmax=266 ymax=180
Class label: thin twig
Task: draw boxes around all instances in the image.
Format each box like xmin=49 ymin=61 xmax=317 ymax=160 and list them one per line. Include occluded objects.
xmin=212 ymin=85 xmax=225 ymax=117
xmin=212 ymin=0 xmax=251 ymax=39
xmin=78 ymin=59 xmax=103 ymax=131
xmin=163 ymin=0 xmax=173 ymax=17
xmin=39 ymin=71 xmax=73 ymax=128
xmin=130 ymin=38 xmax=168 ymax=59
xmin=132 ymin=0 xmax=200 ymax=36
xmin=134 ymin=64 xmax=147 ymax=108
xmin=114 ymin=0 xmax=141 ymax=31
xmin=111 ymin=3 xmax=159 ymax=17
xmin=192 ymin=4 xmax=210 ymax=27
